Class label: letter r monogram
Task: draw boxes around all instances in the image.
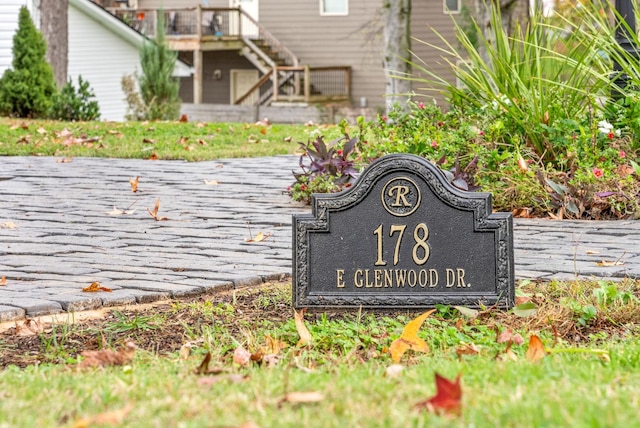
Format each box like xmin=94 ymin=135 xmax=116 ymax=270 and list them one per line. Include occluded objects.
xmin=388 ymin=185 xmax=411 ymax=207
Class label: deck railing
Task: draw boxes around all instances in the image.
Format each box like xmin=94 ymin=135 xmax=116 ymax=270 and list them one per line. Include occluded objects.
xmin=108 ymin=6 xmax=298 ymax=67
xmin=235 ymin=66 xmax=351 ymax=106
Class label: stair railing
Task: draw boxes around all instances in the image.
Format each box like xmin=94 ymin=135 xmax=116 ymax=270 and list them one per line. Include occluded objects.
xmin=237 ymin=8 xmax=299 ymax=67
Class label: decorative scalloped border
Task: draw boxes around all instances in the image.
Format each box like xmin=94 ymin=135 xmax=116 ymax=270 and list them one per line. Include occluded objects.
xmin=293 ymin=154 xmax=514 ymax=309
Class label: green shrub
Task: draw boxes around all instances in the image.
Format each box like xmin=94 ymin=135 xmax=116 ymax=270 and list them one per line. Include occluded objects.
xmin=407 ymin=5 xmax=613 ymax=167
xmin=136 ymin=13 xmax=181 ymax=121
xmin=0 ymin=6 xmax=56 ymax=118
xmin=49 ymin=76 xmax=100 ymax=121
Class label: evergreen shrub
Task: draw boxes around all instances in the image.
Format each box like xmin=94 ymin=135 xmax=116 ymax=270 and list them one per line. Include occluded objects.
xmin=0 ymin=6 xmax=56 ymax=118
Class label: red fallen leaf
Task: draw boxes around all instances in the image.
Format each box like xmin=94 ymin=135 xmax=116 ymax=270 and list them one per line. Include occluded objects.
xmin=415 ymin=373 xmax=462 ymax=417
xmin=526 ymin=335 xmax=546 ymax=362
xmin=180 ymin=114 xmax=188 ymax=122
xmin=148 ymin=152 xmax=159 ymax=160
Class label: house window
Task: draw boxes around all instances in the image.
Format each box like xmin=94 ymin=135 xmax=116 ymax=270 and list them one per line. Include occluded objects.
xmin=321 ymin=0 xmax=348 ymax=16
xmin=444 ymin=0 xmax=460 ymax=14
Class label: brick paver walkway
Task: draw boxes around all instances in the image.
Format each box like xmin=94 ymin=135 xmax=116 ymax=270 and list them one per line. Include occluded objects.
xmin=1 ymin=155 xmax=639 ymax=321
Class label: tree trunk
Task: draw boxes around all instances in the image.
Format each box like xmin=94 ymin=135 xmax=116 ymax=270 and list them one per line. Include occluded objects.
xmin=474 ymin=0 xmax=528 ymax=65
xmin=39 ymin=0 xmax=68 ymax=88
xmin=383 ymin=0 xmax=412 ymax=113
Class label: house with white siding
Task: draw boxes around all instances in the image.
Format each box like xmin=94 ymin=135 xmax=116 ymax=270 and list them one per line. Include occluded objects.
xmin=0 ymin=0 xmax=38 ymax=74
xmin=0 ymin=0 xmax=192 ymax=121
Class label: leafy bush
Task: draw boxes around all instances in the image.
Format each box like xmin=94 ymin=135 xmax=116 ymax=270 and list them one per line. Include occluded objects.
xmin=0 ymin=6 xmax=56 ymax=118
xmin=407 ymin=4 xmax=612 ymax=167
xmin=288 ymin=4 xmax=640 ymax=220
xmin=49 ymin=76 xmax=100 ymax=121
xmin=288 ymin=134 xmax=358 ymax=203
xmin=122 ymin=74 xmax=147 ymax=121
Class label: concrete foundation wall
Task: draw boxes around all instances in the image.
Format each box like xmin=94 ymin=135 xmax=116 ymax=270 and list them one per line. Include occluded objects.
xmin=181 ymin=103 xmax=379 ymax=125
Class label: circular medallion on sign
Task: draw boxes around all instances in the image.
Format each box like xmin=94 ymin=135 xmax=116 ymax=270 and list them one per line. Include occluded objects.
xmin=381 ymin=176 xmax=421 ymax=217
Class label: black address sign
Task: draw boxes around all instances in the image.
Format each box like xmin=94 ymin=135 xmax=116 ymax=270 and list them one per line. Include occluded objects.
xmin=292 ymin=154 xmax=515 ymax=309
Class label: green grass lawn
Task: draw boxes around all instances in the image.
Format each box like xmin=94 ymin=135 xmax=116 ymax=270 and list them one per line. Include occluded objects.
xmin=2 ymin=118 xmax=640 ymax=426
xmin=0 ymin=118 xmax=343 ymax=160
xmin=1 ymin=280 xmax=640 ymax=427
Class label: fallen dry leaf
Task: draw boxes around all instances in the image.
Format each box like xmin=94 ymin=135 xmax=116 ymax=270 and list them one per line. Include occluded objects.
xmin=82 ymin=282 xmax=112 ymax=292
xmin=14 ymin=319 xmax=44 ymax=337
xmin=233 ymin=345 xmax=252 ymax=366
xmin=1 ymin=222 xmax=17 ymax=229
xmin=56 ymin=157 xmax=73 ymax=163
xmin=78 ymin=342 xmax=136 ymax=368
xmin=148 ymin=197 xmax=169 ymax=221
xmin=204 ymin=179 xmax=220 ymax=185
xmin=261 ymin=335 xmax=288 ymax=356
xmin=496 ymin=329 xmax=524 ymax=345
xmin=294 ymin=308 xmax=313 ymax=346
xmin=595 ymin=259 xmax=624 ymax=267
xmin=525 ymin=334 xmax=546 ymax=362
xmin=388 ymin=309 xmax=436 ymax=363
xmin=455 ymin=342 xmax=480 ymax=356
xmin=197 ymin=374 xmax=248 ymax=386
xmin=105 ymin=206 xmax=136 ymax=216
xmin=73 ymin=404 xmax=133 ymax=427
xmin=148 ymin=152 xmax=159 ymax=160
xmin=384 ymin=364 xmax=405 ymax=378
xmin=0 ymin=276 xmax=6 ymax=286
xmin=180 ymin=114 xmax=188 ymax=122
xmin=585 ymin=250 xmax=600 ymax=255
xmin=415 ymin=373 xmax=462 ymax=417
xmin=196 ymin=351 xmax=212 ymax=374
xmin=142 ymin=138 xmax=155 ymax=144
xmin=279 ymin=391 xmax=325 ymax=406
xmin=129 ymin=176 xmax=139 ymax=193
xmin=244 ymin=231 xmax=272 ymax=243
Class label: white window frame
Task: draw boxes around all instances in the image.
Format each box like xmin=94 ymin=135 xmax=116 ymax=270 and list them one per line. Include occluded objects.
xmin=444 ymin=0 xmax=461 ymax=14
xmin=320 ymin=0 xmax=349 ymax=16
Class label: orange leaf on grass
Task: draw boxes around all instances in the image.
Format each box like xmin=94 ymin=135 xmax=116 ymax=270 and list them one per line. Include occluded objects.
xmin=294 ymin=308 xmax=313 ymax=346
xmin=415 ymin=373 xmax=462 ymax=417
xmin=525 ymin=334 xmax=546 ymax=362
xmin=388 ymin=309 xmax=436 ymax=363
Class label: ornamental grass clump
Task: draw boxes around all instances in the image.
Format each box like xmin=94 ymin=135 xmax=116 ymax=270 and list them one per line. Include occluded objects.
xmin=406 ymin=4 xmax=614 ymax=168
